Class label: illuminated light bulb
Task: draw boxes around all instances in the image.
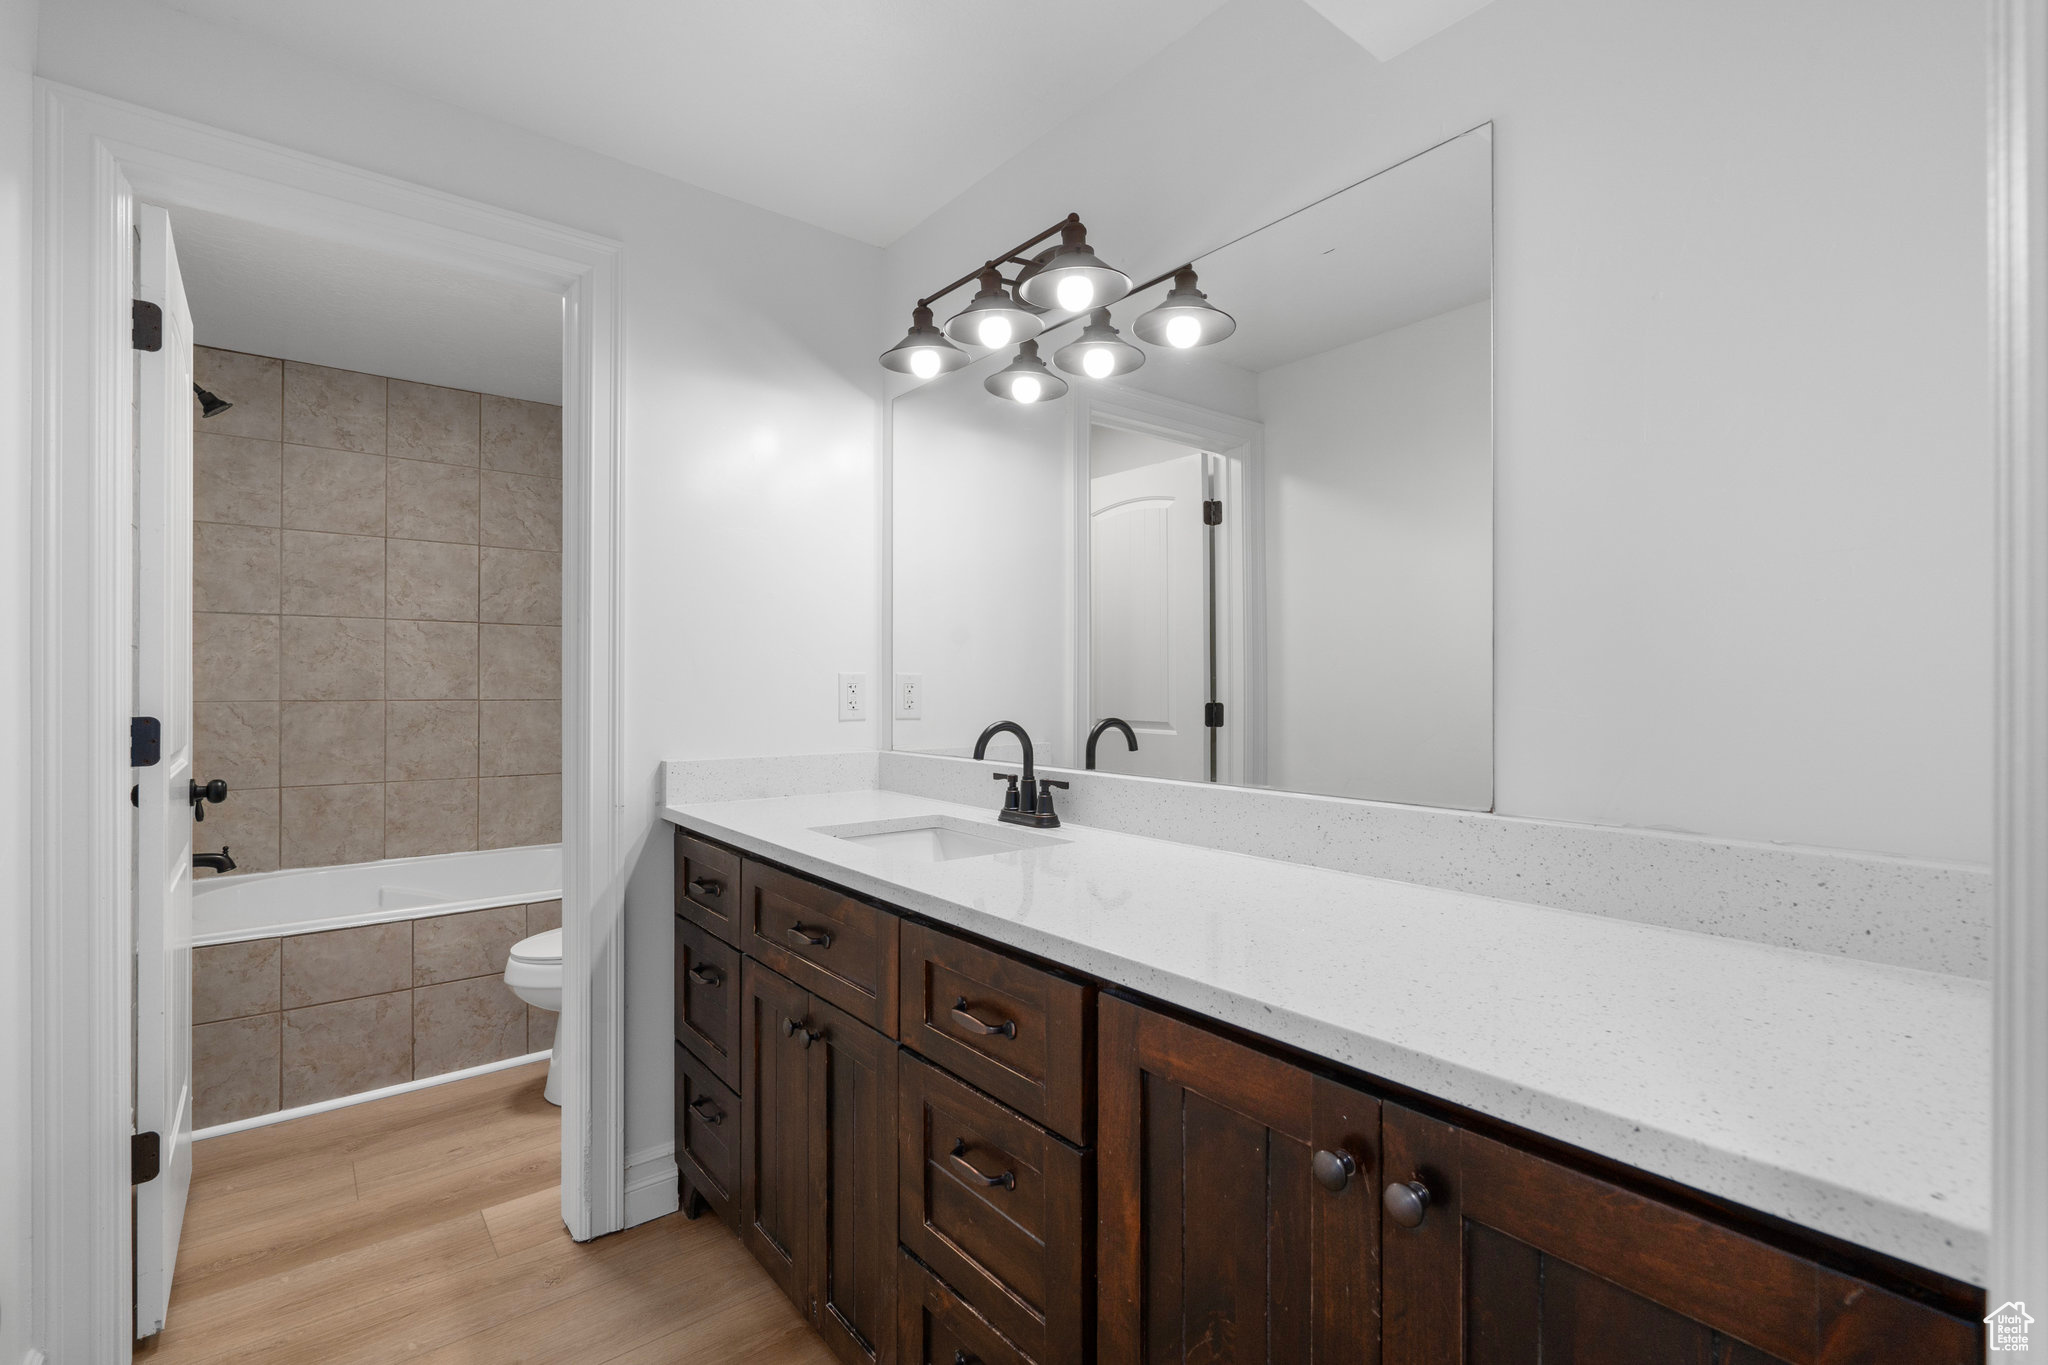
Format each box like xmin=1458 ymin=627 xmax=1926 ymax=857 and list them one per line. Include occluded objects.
xmin=910 ymin=348 xmax=942 ymax=379
xmin=1165 ymin=315 xmax=1204 ymax=349
xmin=1083 ymin=347 xmax=1116 ymax=379
xmin=977 ymin=315 xmax=1013 ymax=349
xmin=1056 ymin=275 xmax=1094 ymax=312
xmin=1012 ymin=374 xmax=1043 ymax=404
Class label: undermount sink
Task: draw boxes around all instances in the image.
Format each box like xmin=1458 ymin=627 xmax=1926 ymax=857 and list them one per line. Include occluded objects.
xmin=813 ymin=815 xmax=1068 ymax=862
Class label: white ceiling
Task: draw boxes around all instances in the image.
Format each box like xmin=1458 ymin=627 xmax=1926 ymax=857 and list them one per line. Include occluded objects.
xmin=151 ymin=0 xmax=1236 ymax=246
xmin=1299 ymin=0 xmax=1498 ymax=61
xmin=164 ymin=204 xmax=564 ymax=402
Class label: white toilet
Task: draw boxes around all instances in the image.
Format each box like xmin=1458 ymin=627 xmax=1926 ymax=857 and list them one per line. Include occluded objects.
xmin=504 ymin=928 xmax=564 ymax=1106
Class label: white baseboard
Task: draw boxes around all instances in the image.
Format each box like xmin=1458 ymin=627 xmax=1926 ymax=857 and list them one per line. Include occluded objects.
xmin=624 ymin=1142 xmax=679 ymax=1228
xmin=194 ymin=1051 xmax=553 ymax=1141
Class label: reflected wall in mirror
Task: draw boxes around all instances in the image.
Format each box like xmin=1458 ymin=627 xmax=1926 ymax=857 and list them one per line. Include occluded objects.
xmin=892 ymin=126 xmax=1493 ymax=811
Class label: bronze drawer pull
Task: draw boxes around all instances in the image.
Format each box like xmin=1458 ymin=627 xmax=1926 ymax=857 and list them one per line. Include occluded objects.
xmin=949 ymin=997 xmax=1016 ymax=1039
xmin=688 ymin=877 xmax=723 ymax=899
xmin=786 ymin=923 xmax=833 ymax=949
xmin=947 ymin=1139 xmax=1016 ymax=1191
xmin=687 ymin=963 xmax=724 ymax=986
xmin=687 ymin=1096 xmax=724 ymax=1126
xmin=783 ymin=1016 xmax=819 ymax=1048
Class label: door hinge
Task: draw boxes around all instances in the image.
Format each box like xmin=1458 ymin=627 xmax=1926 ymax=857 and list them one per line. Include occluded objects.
xmin=132 ymin=300 xmax=163 ymax=352
xmin=131 ymin=716 xmax=162 ymax=767
xmin=131 ymin=1130 xmax=161 ymax=1185
xmin=1203 ymin=499 xmax=1223 ymax=526
xmin=1204 ymin=701 xmax=1225 ymax=728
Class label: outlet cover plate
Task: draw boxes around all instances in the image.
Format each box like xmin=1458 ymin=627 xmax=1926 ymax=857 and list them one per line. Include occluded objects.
xmin=837 ymin=672 xmax=866 ymax=721
xmin=894 ymin=673 xmax=923 ymax=720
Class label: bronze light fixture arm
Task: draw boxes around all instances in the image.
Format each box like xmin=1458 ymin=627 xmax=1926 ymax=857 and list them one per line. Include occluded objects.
xmin=915 ymin=213 xmax=1083 ymax=310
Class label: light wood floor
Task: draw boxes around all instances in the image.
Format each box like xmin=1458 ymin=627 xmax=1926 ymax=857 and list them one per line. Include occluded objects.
xmin=137 ymin=1061 xmax=835 ymax=1364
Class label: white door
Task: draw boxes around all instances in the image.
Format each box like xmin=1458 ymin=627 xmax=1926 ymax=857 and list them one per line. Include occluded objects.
xmin=1089 ymin=452 xmax=1211 ymax=781
xmin=134 ymin=202 xmax=196 ymax=1339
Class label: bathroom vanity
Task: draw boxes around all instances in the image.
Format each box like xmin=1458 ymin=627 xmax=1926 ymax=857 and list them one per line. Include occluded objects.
xmin=664 ymin=788 xmax=1986 ymax=1364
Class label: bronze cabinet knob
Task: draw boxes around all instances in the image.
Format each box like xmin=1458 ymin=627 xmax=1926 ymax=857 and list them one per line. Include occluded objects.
xmin=1311 ymin=1148 xmax=1357 ymax=1193
xmin=1383 ymin=1178 xmax=1432 ymax=1229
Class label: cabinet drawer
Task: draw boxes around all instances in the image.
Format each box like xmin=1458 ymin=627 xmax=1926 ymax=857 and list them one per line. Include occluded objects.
xmin=897 ymin=1251 xmax=1036 ymax=1365
xmin=898 ymin=1054 xmax=1089 ymax=1364
xmin=900 ymin=921 xmax=1092 ymax=1143
xmin=675 ymin=830 xmax=742 ymax=944
xmin=674 ymin=914 xmax=742 ymax=1091
xmin=675 ymin=1043 xmax=740 ymax=1232
xmin=742 ymin=859 xmax=898 ymax=1036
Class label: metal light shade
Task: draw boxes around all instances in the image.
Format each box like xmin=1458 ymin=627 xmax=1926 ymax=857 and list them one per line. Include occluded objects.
xmin=1015 ymin=224 xmax=1132 ymax=314
xmin=1133 ymin=268 xmax=1237 ymax=349
xmin=984 ymin=340 xmax=1069 ymax=404
xmin=944 ymin=268 xmax=1044 ymax=350
xmin=879 ymin=305 xmax=970 ymax=379
xmin=1053 ymin=310 xmax=1146 ymax=379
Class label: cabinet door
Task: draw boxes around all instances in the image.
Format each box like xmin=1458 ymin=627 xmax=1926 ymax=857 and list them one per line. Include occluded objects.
xmin=740 ymin=958 xmax=813 ymax=1305
xmin=1098 ymin=995 xmax=1380 ymax=1364
xmin=806 ymin=991 xmax=901 ymax=1365
xmin=1380 ymin=1104 xmax=1980 ymax=1364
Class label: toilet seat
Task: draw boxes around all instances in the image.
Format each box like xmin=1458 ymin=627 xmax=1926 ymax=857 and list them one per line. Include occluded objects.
xmin=509 ymin=927 xmax=562 ymax=965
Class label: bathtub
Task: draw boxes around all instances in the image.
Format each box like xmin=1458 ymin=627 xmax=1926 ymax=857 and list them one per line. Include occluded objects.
xmin=191 ymin=844 xmax=563 ymax=946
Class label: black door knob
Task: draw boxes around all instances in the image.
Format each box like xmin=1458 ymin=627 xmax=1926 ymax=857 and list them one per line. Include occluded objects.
xmin=1384 ymin=1178 xmax=1432 ymax=1229
xmin=1311 ymin=1148 xmax=1357 ymax=1193
xmin=189 ymin=778 xmax=228 ymax=819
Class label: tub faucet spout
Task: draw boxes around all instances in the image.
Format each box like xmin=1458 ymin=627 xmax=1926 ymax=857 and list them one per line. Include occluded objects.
xmin=194 ymin=847 xmax=236 ymax=874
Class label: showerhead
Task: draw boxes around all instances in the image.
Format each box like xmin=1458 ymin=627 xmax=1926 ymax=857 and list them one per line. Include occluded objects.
xmin=193 ymin=384 xmax=233 ymax=418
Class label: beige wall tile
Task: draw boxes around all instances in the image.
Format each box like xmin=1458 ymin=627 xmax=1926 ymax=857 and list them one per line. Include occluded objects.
xmin=195 ymin=523 xmax=281 ymax=615
xmin=414 ymin=976 xmax=527 ymax=1077
xmin=194 ymin=348 xmax=283 ymax=442
xmin=387 ymin=458 xmax=480 ymax=543
xmin=195 ymin=613 xmax=281 ymax=702
xmin=195 ymin=701 xmax=280 ymax=789
xmin=478 ymin=548 xmax=560 ymax=625
xmin=282 ymin=991 xmax=412 ymax=1107
xmin=280 ymin=700 xmax=385 ymax=786
xmin=280 ymin=783 xmax=386 ymax=868
xmin=281 ymin=616 xmax=384 ymax=701
xmin=414 ymin=904 xmax=525 ymax=986
xmin=282 ymin=920 xmax=412 ymax=1009
xmin=386 ymin=779 xmax=479 ymax=860
xmin=283 ymin=361 xmax=387 ymax=455
xmin=389 ymin=380 xmax=480 ymax=465
xmin=478 ymin=624 xmax=559 ymax=700
xmin=480 ymin=395 xmax=561 ymax=478
xmin=479 ymin=775 xmax=561 ymax=849
xmin=387 ymin=701 xmax=478 ymax=781
xmin=282 ymin=446 xmax=386 ymax=536
xmin=527 ymin=1007 xmax=557 ymax=1054
xmin=479 ymin=700 xmax=560 ymax=778
xmin=194 ymin=939 xmax=282 ymax=1024
xmin=480 ymin=471 xmax=561 ymax=551
xmin=194 ymin=1013 xmax=281 ymax=1127
xmin=200 ymin=787 xmax=279 ymax=877
xmin=282 ymin=530 xmax=386 ymax=617
xmin=387 ymin=620 xmax=478 ymax=699
xmin=387 ymin=539 xmax=479 ymax=621
xmin=526 ymin=900 xmax=562 ymax=936
xmin=195 ymin=433 xmax=281 ymax=528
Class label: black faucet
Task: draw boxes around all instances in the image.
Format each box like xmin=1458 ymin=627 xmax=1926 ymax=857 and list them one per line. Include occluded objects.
xmin=1085 ymin=717 xmax=1138 ymax=770
xmin=973 ymin=721 xmax=1068 ymax=829
xmin=194 ymin=847 xmax=236 ymax=874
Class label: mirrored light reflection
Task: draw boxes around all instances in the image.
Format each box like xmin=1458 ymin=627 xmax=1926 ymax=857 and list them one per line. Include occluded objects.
xmin=910 ymin=348 xmax=943 ymax=379
xmin=1056 ymin=276 xmax=1094 ymax=312
xmin=1082 ymin=348 xmax=1116 ymax=379
xmin=1011 ymin=374 xmax=1043 ymax=403
xmin=1166 ymin=315 xmax=1203 ymax=348
xmin=977 ymin=316 xmax=1013 ymax=349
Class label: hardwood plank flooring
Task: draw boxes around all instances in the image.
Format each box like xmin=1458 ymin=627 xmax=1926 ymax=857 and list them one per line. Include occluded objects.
xmin=137 ymin=1061 xmax=835 ymax=1364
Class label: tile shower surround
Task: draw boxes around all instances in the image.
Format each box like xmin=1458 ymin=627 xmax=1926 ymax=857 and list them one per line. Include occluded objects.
xmin=190 ymin=347 xmax=564 ymax=875
xmin=190 ymin=899 xmax=562 ymax=1128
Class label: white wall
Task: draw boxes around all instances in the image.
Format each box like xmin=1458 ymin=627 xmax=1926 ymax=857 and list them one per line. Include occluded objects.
xmin=35 ymin=0 xmax=886 ymax=1184
xmin=2 ymin=2 xmax=36 ymax=1355
xmin=1262 ymin=300 xmax=1492 ymax=809
xmin=886 ymin=0 xmax=1991 ymax=865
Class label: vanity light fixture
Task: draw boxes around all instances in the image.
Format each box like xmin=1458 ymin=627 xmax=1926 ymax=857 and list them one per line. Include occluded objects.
xmin=1054 ymin=309 xmax=1146 ymax=379
xmin=985 ymin=340 xmax=1068 ymax=404
xmin=1015 ymin=221 xmax=1133 ymax=314
xmin=1133 ymin=268 xmax=1237 ymax=349
xmin=944 ymin=267 xmax=1044 ymax=351
xmin=879 ymin=304 xmax=970 ymax=379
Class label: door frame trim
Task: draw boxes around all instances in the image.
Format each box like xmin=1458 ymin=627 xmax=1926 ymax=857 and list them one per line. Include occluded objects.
xmin=30 ymin=81 xmax=628 ymax=1359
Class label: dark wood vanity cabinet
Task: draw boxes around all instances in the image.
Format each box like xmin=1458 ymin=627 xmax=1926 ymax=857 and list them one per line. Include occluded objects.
xmin=675 ymin=829 xmax=743 ymax=943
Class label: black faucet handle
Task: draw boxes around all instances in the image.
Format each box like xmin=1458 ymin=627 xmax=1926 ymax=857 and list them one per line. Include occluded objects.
xmin=992 ymin=772 xmax=1022 ymax=814
xmin=1035 ymin=778 xmax=1069 ymax=825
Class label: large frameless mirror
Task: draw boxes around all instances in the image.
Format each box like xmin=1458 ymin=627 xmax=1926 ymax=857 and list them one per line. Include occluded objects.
xmin=891 ymin=125 xmax=1494 ymax=811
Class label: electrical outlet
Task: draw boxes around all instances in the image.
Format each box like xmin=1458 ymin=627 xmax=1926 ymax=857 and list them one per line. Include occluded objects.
xmin=894 ymin=673 xmax=923 ymax=720
xmin=837 ymin=672 xmax=866 ymax=721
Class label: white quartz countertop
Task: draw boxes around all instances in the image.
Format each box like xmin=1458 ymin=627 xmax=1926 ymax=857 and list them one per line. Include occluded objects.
xmin=662 ymin=789 xmax=1989 ymax=1285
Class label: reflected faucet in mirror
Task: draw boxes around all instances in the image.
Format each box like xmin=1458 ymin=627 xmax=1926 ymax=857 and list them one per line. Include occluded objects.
xmin=974 ymin=720 xmax=1068 ymax=829
xmin=1086 ymin=718 xmax=1138 ymax=770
